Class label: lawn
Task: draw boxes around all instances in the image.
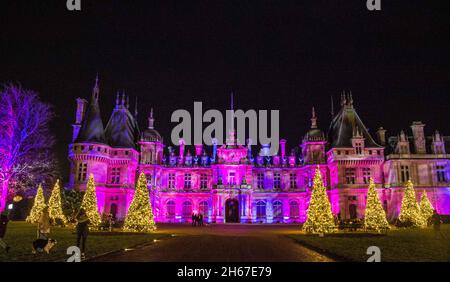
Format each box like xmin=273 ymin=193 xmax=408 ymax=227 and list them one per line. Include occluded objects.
xmin=0 ymin=221 xmax=169 ymax=262
xmin=289 ymin=225 xmax=450 ymax=262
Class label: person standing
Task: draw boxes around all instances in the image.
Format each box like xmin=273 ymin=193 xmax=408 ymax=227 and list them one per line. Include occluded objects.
xmin=431 ymin=210 xmax=444 ymax=239
xmin=76 ymin=208 xmax=90 ymax=260
xmin=38 ymin=207 xmax=51 ymax=239
xmin=191 ymin=212 xmax=197 ymax=226
xmin=0 ymin=212 xmax=10 ymax=253
xmin=198 ymin=213 xmax=204 ymax=226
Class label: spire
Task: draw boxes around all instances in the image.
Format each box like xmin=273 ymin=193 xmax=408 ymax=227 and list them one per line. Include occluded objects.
xmin=225 ymin=91 xmax=238 ymax=146
xmin=311 ymin=107 xmax=318 ymax=129
xmin=230 ymin=91 xmax=234 ymax=131
xmin=340 ymin=91 xmax=346 ymax=107
xmin=92 ymin=74 xmax=99 ymax=101
xmin=148 ymin=108 xmax=155 ymax=129
xmin=330 ymin=95 xmax=335 ymax=118
xmin=115 ymin=91 xmax=120 ymax=107
xmin=348 ymin=91 xmax=353 ymax=107
xmin=134 ymin=97 xmax=138 ymax=117
xmin=121 ymin=91 xmax=126 ymax=106
xmin=126 ymin=95 xmax=130 ymax=109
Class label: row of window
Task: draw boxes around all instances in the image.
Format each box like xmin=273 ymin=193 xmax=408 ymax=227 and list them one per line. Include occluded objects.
xmin=76 ymin=163 xmax=447 ymax=185
xmin=73 ymin=146 xmax=131 ymax=156
xmin=165 ymin=200 xmax=302 ymax=219
xmin=166 ymin=200 xmax=209 ymax=217
xmin=344 ymin=167 xmax=372 ymax=184
xmin=336 ymin=148 xmax=382 ymax=156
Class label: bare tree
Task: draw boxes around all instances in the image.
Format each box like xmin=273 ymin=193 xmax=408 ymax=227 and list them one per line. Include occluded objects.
xmin=0 ymin=84 xmax=57 ymax=211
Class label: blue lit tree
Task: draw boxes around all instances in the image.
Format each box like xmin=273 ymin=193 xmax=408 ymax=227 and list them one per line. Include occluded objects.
xmin=0 ymin=84 xmax=57 ymax=212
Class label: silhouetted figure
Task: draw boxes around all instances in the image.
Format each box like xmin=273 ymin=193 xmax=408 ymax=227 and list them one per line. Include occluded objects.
xmin=431 ymin=210 xmax=445 ymax=239
xmin=191 ymin=213 xmax=197 ymax=226
xmin=0 ymin=212 xmax=10 ymax=253
xmin=76 ymin=208 xmax=90 ymax=259
xmin=198 ymin=213 xmax=204 ymax=226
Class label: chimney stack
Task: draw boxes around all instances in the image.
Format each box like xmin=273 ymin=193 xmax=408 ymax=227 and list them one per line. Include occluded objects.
xmin=376 ymin=127 xmax=387 ymax=146
xmin=410 ymin=121 xmax=426 ymax=154
xmin=280 ymin=139 xmax=286 ymax=158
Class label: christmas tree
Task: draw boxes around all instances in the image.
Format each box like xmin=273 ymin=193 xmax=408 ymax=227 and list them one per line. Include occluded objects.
xmin=123 ymin=172 xmax=156 ymax=232
xmin=80 ymin=174 xmax=102 ymax=228
xmin=364 ymin=178 xmax=389 ymax=232
xmin=398 ymin=180 xmax=426 ymax=228
xmin=48 ymin=180 xmax=67 ymax=225
xmin=303 ymin=167 xmax=335 ymax=234
xmin=419 ymin=191 xmax=434 ymax=225
xmin=26 ymin=184 xmax=47 ymax=223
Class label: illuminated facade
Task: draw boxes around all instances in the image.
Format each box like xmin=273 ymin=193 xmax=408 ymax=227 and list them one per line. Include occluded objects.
xmin=68 ymin=80 xmax=450 ymax=223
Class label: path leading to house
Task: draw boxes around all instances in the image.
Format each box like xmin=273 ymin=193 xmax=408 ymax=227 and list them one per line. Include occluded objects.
xmin=91 ymin=224 xmax=334 ymax=262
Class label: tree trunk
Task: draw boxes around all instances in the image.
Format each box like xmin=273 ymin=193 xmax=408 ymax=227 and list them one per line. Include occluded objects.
xmin=0 ymin=179 xmax=8 ymax=212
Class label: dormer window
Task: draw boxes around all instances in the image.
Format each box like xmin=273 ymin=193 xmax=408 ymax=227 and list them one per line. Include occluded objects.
xmin=355 ymin=143 xmax=363 ymax=155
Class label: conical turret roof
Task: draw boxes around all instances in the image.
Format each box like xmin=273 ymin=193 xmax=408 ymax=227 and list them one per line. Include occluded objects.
xmin=75 ymin=76 xmax=106 ymax=144
xmin=328 ymin=93 xmax=381 ymax=148
xmin=104 ymin=92 xmax=140 ymax=148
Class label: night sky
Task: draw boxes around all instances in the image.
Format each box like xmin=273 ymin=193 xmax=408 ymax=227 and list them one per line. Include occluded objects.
xmin=1 ymin=1 xmax=450 ymax=181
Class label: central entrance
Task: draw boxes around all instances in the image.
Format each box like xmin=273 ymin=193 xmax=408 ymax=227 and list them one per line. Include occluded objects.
xmin=225 ymin=198 xmax=240 ymax=223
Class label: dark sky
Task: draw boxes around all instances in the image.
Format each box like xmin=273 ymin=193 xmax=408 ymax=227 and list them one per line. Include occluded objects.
xmin=1 ymin=0 xmax=450 ymax=181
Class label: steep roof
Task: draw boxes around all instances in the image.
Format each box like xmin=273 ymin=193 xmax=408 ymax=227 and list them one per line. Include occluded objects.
xmin=328 ymin=94 xmax=381 ymax=148
xmin=104 ymin=94 xmax=140 ymax=148
xmin=75 ymin=79 xmax=106 ymax=144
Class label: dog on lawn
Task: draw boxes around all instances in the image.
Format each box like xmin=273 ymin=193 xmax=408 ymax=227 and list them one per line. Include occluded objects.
xmin=32 ymin=238 xmax=57 ymax=254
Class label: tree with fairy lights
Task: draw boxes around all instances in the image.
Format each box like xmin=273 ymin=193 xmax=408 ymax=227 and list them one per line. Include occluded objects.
xmin=364 ymin=178 xmax=389 ymax=232
xmin=80 ymin=174 xmax=102 ymax=228
xmin=123 ymin=172 xmax=156 ymax=232
xmin=419 ymin=191 xmax=434 ymax=225
xmin=398 ymin=180 xmax=426 ymax=228
xmin=26 ymin=184 xmax=46 ymax=223
xmin=48 ymin=180 xmax=67 ymax=225
xmin=303 ymin=167 xmax=335 ymax=234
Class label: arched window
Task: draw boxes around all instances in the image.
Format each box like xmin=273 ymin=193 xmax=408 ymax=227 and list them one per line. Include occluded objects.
xmin=256 ymin=201 xmax=266 ymax=220
xmin=182 ymin=201 xmax=192 ymax=218
xmin=273 ymin=200 xmax=283 ymax=220
xmin=289 ymin=201 xmax=299 ymax=218
xmin=199 ymin=201 xmax=208 ymax=218
xmin=166 ymin=200 xmax=176 ymax=218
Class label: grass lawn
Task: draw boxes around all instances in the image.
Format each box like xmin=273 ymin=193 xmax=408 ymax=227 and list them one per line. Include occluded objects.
xmin=289 ymin=225 xmax=450 ymax=262
xmin=0 ymin=221 xmax=169 ymax=262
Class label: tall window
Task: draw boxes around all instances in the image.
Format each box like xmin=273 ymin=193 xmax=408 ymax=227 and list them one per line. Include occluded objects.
xmin=345 ymin=168 xmax=356 ymax=184
xmin=362 ymin=168 xmax=371 ymax=184
xmin=77 ymin=163 xmax=87 ymax=182
xmin=355 ymin=143 xmax=363 ymax=155
xmin=257 ymin=173 xmax=264 ymax=189
xmin=228 ymin=172 xmax=236 ymax=186
xmin=146 ymin=173 xmax=152 ymax=186
xmin=200 ymin=174 xmax=208 ymax=189
xmin=289 ymin=173 xmax=297 ymax=189
xmin=400 ymin=165 xmax=410 ymax=183
xmin=273 ymin=200 xmax=283 ymax=220
xmin=168 ymin=173 xmax=175 ymax=189
xmin=166 ymin=200 xmax=176 ymax=218
xmin=437 ymin=165 xmax=447 ymax=183
xmin=199 ymin=201 xmax=208 ymax=218
xmin=289 ymin=201 xmax=299 ymax=219
xmin=184 ymin=173 xmax=192 ymax=189
xmin=182 ymin=201 xmax=192 ymax=218
xmin=110 ymin=167 xmax=121 ymax=184
xmin=274 ymin=173 xmax=281 ymax=189
xmin=256 ymin=201 xmax=266 ymax=220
